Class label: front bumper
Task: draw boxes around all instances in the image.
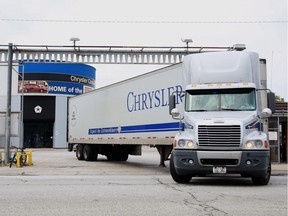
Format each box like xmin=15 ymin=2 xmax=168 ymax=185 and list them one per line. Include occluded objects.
xmin=172 ymin=149 xmax=270 ymax=177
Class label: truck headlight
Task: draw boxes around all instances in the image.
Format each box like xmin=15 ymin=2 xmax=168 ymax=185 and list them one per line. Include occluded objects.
xmin=255 ymin=140 xmax=263 ymax=148
xmin=187 ymin=141 xmax=194 ymax=148
xmin=177 ymin=139 xmax=194 ymax=148
xmin=245 ymin=140 xmax=264 ymax=149
xmin=178 ymin=139 xmax=185 ymax=147
xmin=245 ymin=141 xmax=253 ymax=149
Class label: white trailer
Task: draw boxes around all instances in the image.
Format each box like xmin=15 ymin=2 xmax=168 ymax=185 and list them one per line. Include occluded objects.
xmin=169 ymin=50 xmax=275 ymax=185
xmin=68 ymin=63 xmax=184 ymax=165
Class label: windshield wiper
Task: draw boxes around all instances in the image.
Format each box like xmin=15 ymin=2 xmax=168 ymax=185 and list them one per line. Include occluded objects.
xmin=221 ymin=108 xmax=242 ymax=111
xmin=187 ymin=109 xmax=209 ymax=112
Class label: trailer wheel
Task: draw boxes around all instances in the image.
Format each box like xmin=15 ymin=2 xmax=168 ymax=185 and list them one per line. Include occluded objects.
xmin=251 ymin=162 xmax=271 ymax=185
xmin=76 ymin=144 xmax=84 ymax=160
xmin=169 ymin=154 xmax=192 ymax=184
xmin=83 ymin=145 xmax=95 ymax=161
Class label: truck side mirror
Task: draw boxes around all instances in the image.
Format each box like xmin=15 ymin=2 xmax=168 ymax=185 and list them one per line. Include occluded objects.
xmin=267 ymin=92 xmax=275 ymax=113
xmin=260 ymin=108 xmax=272 ymax=119
xmin=169 ymin=95 xmax=176 ymax=115
xmin=171 ymin=108 xmax=180 ymax=119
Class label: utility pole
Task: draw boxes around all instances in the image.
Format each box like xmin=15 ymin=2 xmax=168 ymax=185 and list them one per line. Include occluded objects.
xmin=4 ymin=43 xmax=13 ymax=164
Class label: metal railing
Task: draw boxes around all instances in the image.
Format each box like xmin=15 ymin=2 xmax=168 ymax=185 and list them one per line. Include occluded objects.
xmin=0 ymin=44 xmax=240 ymax=64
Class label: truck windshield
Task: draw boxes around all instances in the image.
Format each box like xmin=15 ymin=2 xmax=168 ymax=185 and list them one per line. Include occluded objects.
xmin=185 ymin=88 xmax=256 ymax=112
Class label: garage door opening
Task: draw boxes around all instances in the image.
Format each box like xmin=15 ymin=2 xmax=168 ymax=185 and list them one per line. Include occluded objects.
xmin=24 ymin=122 xmax=54 ymax=148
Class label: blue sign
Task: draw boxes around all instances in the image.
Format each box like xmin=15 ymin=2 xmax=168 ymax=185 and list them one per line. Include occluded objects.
xmin=47 ymin=81 xmax=86 ymax=95
xmin=18 ymin=62 xmax=96 ymax=95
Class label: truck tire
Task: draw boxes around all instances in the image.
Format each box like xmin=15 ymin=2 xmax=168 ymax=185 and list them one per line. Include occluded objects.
xmin=251 ymin=162 xmax=271 ymax=185
xmin=169 ymin=154 xmax=192 ymax=184
xmin=76 ymin=144 xmax=84 ymax=160
xmin=83 ymin=145 xmax=95 ymax=161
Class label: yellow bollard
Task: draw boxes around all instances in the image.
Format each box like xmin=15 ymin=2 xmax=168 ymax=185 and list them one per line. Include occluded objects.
xmin=14 ymin=151 xmax=33 ymax=167
xmin=16 ymin=152 xmax=21 ymax=168
xmin=26 ymin=152 xmax=33 ymax=166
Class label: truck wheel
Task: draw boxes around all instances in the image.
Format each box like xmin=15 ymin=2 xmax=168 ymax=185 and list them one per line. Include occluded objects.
xmin=169 ymin=155 xmax=192 ymax=183
xmin=251 ymin=162 xmax=271 ymax=185
xmin=83 ymin=145 xmax=94 ymax=161
xmin=76 ymin=145 xmax=84 ymax=160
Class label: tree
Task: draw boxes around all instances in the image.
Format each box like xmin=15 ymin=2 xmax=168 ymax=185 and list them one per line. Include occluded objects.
xmin=275 ymin=95 xmax=285 ymax=102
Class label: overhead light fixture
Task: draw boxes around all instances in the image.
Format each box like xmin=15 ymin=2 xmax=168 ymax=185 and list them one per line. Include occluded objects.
xmin=181 ymin=38 xmax=193 ymax=44
xmin=233 ymin=44 xmax=246 ymax=51
xmin=70 ymin=37 xmax=80 ymax=49
xmin=181 ymin=38 xmax=193 ymax=53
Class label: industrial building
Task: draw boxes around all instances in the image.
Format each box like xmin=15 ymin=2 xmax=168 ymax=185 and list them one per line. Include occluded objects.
xmin=269 ymin=102 xmax=288 ymax=162
xmin=0 ymin=62 xmax=95 ymax=148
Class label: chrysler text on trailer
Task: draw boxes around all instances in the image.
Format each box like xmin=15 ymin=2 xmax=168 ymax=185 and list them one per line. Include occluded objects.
xmin=169 ymin=47 xmax=275 ymax=185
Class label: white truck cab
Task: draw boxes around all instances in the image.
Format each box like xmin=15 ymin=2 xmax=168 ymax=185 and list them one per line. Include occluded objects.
xmin=169 ymin=51 xmax=275 ymax=185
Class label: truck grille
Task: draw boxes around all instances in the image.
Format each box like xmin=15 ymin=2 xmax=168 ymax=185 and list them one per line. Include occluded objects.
xmin=198 ymin=125 xmax=241 ymax=147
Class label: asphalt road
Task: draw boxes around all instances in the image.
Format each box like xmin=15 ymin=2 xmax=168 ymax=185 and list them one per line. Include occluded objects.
xmin=0 ymin=147 xmax=287 ymax=216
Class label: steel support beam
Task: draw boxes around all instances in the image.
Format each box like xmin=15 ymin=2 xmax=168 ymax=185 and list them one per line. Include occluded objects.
xmin=4 ymin=43 xmax=13 ymax=164
xmin=0 ymin=44 xmax=236 ymax=64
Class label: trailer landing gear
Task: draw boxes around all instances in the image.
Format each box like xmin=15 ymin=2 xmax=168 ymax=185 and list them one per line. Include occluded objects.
xmin=156 ymin=145 xmax=173 ymax=167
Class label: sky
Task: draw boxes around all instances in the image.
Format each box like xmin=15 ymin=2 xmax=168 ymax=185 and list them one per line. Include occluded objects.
xmin=0 ymin=0 xmax=287 ymax=100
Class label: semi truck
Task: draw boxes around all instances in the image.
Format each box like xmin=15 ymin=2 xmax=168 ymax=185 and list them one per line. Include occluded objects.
xmin=169 ymin=50 xmax=275 ymax=185
xmin=68 ymin=45 xmax=274 ymax=185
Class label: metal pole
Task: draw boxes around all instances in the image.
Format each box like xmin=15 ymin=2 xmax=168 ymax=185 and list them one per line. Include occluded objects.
xmin=4 ymin=43 xmax=13 ymax=164
xmin=19 ymin=62 xmax=24 ymax=148
xmin=277 ymin=117 xmax=280 ymax=163
xmin=21 ymin=63 xmax=24 ymax=148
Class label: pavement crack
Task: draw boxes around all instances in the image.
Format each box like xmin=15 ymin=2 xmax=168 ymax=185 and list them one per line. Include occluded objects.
xmin=155 ymin=177 xmax=228 ymax=215
xmin=185 ymin=191 xmax=228 ymax=216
